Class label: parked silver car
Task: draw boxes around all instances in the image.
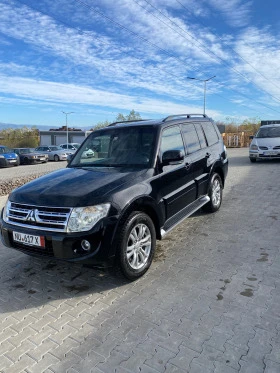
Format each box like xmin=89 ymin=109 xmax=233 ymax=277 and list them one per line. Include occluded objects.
xmin=59 ymin=143 xmax=80 ymax=152
xmin=249 ymin=124 xmax=280 ymax=162
xmin=59 ymin=143 xmax=93 ymax=158
xmin=34 ymin=146 xmax=70 ymax=161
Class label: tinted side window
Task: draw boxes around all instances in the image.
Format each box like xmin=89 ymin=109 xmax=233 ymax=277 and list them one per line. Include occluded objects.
xmin=182 ymin=123 xmax=201 ymax=154
xmin=194 ymin=123 xmax=207 ymax=149
xmin=161 ymin=126 xmax=185 ymax=155
xmin=201 ymin=122 xmax=219 ymax=146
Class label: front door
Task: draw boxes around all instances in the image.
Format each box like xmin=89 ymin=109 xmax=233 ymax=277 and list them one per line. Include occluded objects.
xmin=155 ymin=125 xmax=197 ymax=220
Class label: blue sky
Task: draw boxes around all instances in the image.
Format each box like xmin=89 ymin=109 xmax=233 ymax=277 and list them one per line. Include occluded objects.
xmin=1 ymin=0 xmax=280 ymax=129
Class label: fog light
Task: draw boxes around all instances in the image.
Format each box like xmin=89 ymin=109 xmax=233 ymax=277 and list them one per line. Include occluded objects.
xmin=81 ymin=240 xmax=91 ymax=251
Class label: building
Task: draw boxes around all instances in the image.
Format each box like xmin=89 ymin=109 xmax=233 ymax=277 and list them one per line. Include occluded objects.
xmin=39 ymin=126 xmax=92 ymax=146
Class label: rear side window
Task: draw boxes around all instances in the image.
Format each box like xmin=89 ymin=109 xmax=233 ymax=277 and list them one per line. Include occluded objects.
xmin=182 ymin=123 xmax=201 ymax=154
xmin=194 ymin=123 xmax=207 ymax=149
xmin=201 ymin=122 xmax=219 ymax=146
xmin=161 ymin=126 xmax=185 ymax=155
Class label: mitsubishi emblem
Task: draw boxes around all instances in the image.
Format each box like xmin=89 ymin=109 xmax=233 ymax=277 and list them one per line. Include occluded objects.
xmin=26 ymin=209 xmax=36 ymax=222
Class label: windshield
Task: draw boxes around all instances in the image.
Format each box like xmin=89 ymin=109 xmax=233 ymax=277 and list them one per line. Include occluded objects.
xmin=0 ymin=147 xmax=12 ymax=154
xmin=69 ymin=126 xmax=156 ymax=168
xmin=256 ymin=127 xmax=280 ymax=138
xmin=49 ymin=146 xmax=61 ymax=151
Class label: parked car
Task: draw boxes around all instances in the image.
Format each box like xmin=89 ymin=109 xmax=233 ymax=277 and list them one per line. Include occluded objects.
xmin=249 ymin=124 xmax=280 ymax=162
xmin=13 ymin=148 xmax=48 ymax=165
xmin=33 ymin=146 xmax=70 ymax=161
xmin=59 ymin=143 xmax=80 ymax=151
xmin=0 ymin=146 xmax=19 ymax=167
xmin=1 ymin=114 xmax=228 ymax=280
xmin=60 ymin=143 xmax=93 ymax=158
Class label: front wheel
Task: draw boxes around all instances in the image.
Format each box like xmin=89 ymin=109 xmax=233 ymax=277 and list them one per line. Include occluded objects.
xmin=203 ymin=173 xmax=223 ymax=213
xmin=117 ymin=212 xmax=156 ymax=280
xmin=54 ymin=155 xmax=59 ymax=162
xmin=250 ymin=157 xmax=257 ymax=163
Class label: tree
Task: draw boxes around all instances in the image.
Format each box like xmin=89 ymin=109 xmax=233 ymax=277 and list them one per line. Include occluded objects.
xmin=91 ymin=110 xmax=142 ymax=131
xmin=0 ymin=126 xmax=39 ymax=147
xmin=93 ymin=120 xmax=111 ymax=131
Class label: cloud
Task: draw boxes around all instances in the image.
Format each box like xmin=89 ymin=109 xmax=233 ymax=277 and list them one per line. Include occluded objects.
xmin=207 ymin=0 xmax=252 ymax=27
xmin=0 ymin=74 xmax=222 ymax=118
xmin=233 ymin=27 xmax=280 ymax=102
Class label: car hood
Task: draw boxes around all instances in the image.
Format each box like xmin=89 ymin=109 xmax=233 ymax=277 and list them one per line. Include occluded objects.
xmin=3 ymin=153 xmax=17 ymax=159
xmin=10 ymin=167 xmax=149 ymax=207
xmin=253 ymin=138 xmax=280 ymax=147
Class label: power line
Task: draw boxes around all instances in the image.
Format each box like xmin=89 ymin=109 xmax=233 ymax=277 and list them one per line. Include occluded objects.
xmin=72 ymin=0 xmax=280 ymax=114
xmin=134 ymin=0 xmax=280 ymax=104
xmin=12 ymin=0 xmax=280 ymax=117
xmin=175 ymin=0 xmax=280 ymax=93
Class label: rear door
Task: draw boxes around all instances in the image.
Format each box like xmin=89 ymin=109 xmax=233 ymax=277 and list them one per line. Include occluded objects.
xmin=200 ymin=121 xmax=221 ymax=168
xmin=182 ymin=122 xmax=210 ymax=197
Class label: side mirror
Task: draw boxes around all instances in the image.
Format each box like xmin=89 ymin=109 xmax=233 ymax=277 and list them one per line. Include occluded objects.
xmin=162 ymin=149 xmax=184 ymax=165
xmin=67 ymin=154 xmax=74 ymax=163
xmin=249 ymin=135 xmax=254 ymax=140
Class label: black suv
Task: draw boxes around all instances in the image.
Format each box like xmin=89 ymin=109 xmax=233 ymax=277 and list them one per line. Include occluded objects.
xmin=1 ymin=114 xmax=228 ymax=279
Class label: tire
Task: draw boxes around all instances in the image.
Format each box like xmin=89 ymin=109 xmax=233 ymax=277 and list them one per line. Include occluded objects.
xmin=54 ymin=155 xmax=59 ymax=162
xmin=117 ymin=212 xmax=156 ymax=280
xmin=24 ymin=157 xmax=29 ymax=165
xmin=203 ymin=173 xmax=223 ymax=213
xmin=250 ymin=157 xmax=256 ymax=163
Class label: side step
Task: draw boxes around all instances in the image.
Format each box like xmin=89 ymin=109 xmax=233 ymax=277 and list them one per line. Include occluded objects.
xmin=160 ymin=195 xmax=210 ymax=239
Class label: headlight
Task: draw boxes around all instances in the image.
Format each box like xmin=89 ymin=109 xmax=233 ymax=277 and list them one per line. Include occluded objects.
xmin=67 ymin=203 xmax=110 ymax=232
xmin=250 ymin=144 xmax=258 ymax=150
xmin=3 ymin=199 xmax=11 ymax=223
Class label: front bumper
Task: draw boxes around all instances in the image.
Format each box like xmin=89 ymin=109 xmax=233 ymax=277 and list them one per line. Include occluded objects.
xmin=0 ymin=217 xmax=118 ymax=266
xmin=249 ymin=151 xmax=280 ymax=159
xmin=0 ymin=158 xmax=18 ymax=167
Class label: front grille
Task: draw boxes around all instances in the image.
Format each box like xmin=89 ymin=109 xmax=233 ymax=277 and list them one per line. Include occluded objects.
xmin=7 ymin=202 xmax=71 ymax=232
xmin=259 ymin=146 xmax=268 ymax=150
xmin=273 ymin=146 xmax=280 ymax=150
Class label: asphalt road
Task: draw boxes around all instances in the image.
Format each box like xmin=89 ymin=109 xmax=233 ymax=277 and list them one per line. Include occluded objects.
xmin=0 ymin=148 xmax=280 ymax=373
xmin=0 ymin=160 xmax=68 ymax=181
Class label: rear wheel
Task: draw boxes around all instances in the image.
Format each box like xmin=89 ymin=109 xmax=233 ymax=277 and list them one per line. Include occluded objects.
xmin=54 ymin=155 xmax=59 ymax=162
xmin=250 ymin=157 xmax=257 ymax=163
xmin=203 ymin=173 xmax=223 ymax=213
xmin=117 ymin=212 xmax=156 ymax=280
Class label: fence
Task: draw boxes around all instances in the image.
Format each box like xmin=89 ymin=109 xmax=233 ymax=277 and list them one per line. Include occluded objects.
xmin=222 ymin=132 xmax=253 ymax=148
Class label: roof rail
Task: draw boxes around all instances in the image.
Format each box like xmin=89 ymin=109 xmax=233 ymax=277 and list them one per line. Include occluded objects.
xmin=163 ymin=114 xmax=209 ymax=122
xmin=108 ymin=119 xmax=148 ymax=127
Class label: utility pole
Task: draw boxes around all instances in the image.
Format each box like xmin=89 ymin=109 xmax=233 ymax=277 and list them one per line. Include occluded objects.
xmin=62 ymin=111 xmax=74 ymax=148
xmin=187 ymin=76 xmax=216 ymax=115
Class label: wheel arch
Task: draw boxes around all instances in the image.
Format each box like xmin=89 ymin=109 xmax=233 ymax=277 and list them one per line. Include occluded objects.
xmin=109 ymin=197 xmax=162 ymax=258
xmin=211 ymin=164 xmax=225 ymax=187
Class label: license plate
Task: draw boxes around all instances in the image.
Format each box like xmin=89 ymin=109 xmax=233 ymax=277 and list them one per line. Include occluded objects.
xmin=9 ymin=160 xmax=16 ymax=162
xmin=13 ymin=231 xmax=45 ymax=248
xmin=264 ymin=151 xmax=278 ymax=155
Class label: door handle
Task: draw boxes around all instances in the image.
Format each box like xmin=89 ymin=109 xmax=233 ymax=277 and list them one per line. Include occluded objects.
xmin=205 ymin=152 xmax=211 ymax=158
xmin=185 ymin=162 xmax=191 ymax=170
